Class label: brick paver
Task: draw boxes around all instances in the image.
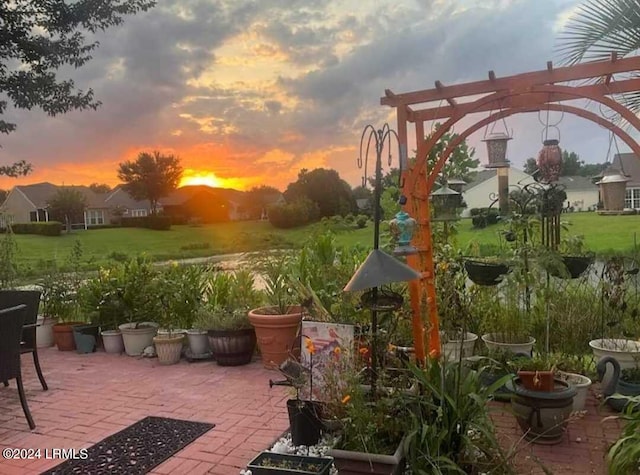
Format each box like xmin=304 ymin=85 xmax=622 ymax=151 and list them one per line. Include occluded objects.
xmin=0 ymin=349 xmax=623 ymax=474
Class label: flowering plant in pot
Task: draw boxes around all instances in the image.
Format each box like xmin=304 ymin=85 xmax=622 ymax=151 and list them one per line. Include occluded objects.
xmin=249 ymin=255 xmax=304 ymax=369
xmin=40 ymin=266 xmax=83 ymax=351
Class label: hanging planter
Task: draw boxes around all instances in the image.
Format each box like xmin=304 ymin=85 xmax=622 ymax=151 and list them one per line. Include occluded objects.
xmin=464 ymin=259 xmax=510 ymax=286
xmin=549 ymin=255 xmax=593 ymax=279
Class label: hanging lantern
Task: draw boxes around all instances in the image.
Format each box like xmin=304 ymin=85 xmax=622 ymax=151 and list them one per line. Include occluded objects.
xmin=430 ymin=185 xmax=462 ymax=222
xmin=596 ymin=167 xmax=630 ymax=212
xmin=389 ymin=211 xmax=417 ymax=256
xmin=537 ymin=139 xmax=562 ymax=183
xmin=482 ymin=132 xmax=511 ymax=168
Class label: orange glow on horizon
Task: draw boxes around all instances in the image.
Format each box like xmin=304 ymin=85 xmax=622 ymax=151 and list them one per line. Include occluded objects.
xmin=180 ymin=170 xmax=246 ymax=190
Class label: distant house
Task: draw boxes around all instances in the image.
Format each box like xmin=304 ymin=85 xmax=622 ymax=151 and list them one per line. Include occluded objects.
xmin=0 ymin=182 xmax=253 ymax=229
xmin=611 ymin=153 xmax=640 ymax=210
xmin=461 ymin=168 xmax=534 ymax=217
xmin=555 ymin=176 xmax=599 ymax=212
xmin=159 ymin=185 xmax=248 ymax=223
xmin=0 ymin=182 xmax=110 ymax=228
xmin=104 ymin=185 xmax=155 ymax=221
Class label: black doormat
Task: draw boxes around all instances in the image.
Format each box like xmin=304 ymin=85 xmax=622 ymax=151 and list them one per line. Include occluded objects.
xmin=41 ymin=416 xmax=214 ymax=475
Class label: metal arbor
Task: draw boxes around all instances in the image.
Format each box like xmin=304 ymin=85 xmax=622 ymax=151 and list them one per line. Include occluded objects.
xmin=381 ymin=54 xmax=640 ymax=362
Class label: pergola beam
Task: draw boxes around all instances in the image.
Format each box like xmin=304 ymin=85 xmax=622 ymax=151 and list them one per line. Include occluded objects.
xmin=408 ymin=77 xmax=640 ymax=122
xmin=381 ymin=55 xmax=640 ymax=107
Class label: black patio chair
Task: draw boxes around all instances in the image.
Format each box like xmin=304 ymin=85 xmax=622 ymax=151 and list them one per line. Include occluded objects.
xmin=0 ymin=290 xmax=48 ymax=391
xmin=0 ymin=304 xmax=36 ymax=430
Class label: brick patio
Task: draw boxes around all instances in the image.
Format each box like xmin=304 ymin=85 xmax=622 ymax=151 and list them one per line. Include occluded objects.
xmin=0 ymin=348 xmax=623 ymax=474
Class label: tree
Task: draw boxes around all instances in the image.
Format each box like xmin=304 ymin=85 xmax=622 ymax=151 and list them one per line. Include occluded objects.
xmin=117 ymin=151 xmax=183 ymax=214
xmin=425 ymin=124 xmax=480 ymax=184
xmin=48 ymin=188 xmax=87 ymax=233
xmin=523 ymin=157 xmax=538 ymax=175
xmin=89 ymin=183 xmax=112 ymax=194
xmin=560 ymin=0 xmax=640 ymax=112
xmin=284 ymin=168 xmax=356 ymax=218
xmin=561 ymin=151 xmax=583 ymax=176
xmin=242 ymin=185 xmax=282 ymax=220
xmin=1 ymin=0 xmax=155 ymax=175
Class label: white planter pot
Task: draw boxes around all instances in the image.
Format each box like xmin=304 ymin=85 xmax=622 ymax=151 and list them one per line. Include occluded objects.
xmin=36 ymin=316 xmax=55 ymax=348
xmin=153 ymin=335 xmax=185 ymax=365
xmin=481 ymin=333 xmax=535 ymax=356
xmin=187 ymin=330 xmax=210 ymax=356
xmin=101 ymin=330 xmax=125 ymax=354
xmin=441 ymin=332 xmax=478 ymax=362
xmin=119 ymin=322 xmax=159 ymax=356
xmin=589 ymin=339 xmax=640 ymax=388
xmin=557 ymin=371 xmax=592 ymax=412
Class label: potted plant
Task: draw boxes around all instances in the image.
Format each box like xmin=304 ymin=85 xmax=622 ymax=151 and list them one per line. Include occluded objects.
xmin=197 ymin=269 xmax=263 ymax=366
xmin=606 ymin=395 xmax=640 ymax=474
xmin=249 ymin=255 xmax=304 ymax=369
xmin=154 ymin=264 xmax=204 ymax=354
xmin=246 ymin=452 xmax=333 ymax=475
xmin=479 ymin=292 xmax=535 ymax=356
xmin=511 ymin=355 xmax=555 ymax=392
xmin=463 ymin=258 xmax=511 ymax=286
xmin=597 ymin=357 xmax=640 ymax=412
xmin=553 ymin=355 xmax=593 ymax=412
xmin=114 ymin=258 xmax=160 ymax=356
xmin=435 ymin=252 xmax=478 ymax=362
xmin=506 ymin=376 xmax=576 ymax=445
xmin=546 ymin=235 xmax=594 ymax=279
xmin=41 ymin=268 xmax=83 ymax=351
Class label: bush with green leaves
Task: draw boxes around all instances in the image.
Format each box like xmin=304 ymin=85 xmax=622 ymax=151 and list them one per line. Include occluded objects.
xmin=194 ymin=270 xmax=264 ymax=330
xmin=154 ymin=263 xmax=206 ymax=331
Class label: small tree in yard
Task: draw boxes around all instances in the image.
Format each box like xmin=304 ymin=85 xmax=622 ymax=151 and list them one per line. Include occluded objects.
xmin=117 ymin=151 xmax=183 ymax=215
xmin=48 ymin=188 xmax=87 ymax=233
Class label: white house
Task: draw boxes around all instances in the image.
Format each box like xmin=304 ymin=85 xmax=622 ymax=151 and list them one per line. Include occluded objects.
xmin=461 ymin=167 xmax=534 ymax=216
xmin=612 ymin=153 xmax=640 ymax=210
xmin=555 ymin=176 xmax=599 ymax=212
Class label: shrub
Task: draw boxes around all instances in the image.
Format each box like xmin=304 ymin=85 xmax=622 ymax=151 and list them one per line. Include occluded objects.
xmin=268 ymin=198 xmax=320 ymax=229
xmin=356 ymin=216 xmax=368 ymax=228
xmin=11 ymin=222 xmax=63 ymax=236
xmin=120 ymin=215 xmax=172 ymax=230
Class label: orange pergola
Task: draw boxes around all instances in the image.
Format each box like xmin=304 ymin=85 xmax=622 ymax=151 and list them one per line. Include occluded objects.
xmin=382 ymin=54 xmax=640 ymax=362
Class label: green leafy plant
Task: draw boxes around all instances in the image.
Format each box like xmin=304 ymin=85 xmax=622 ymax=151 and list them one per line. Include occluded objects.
xmin=154 ymin=263 xmax=206 ymax=332
xmin=606 ymin=395 xmax=640 ymax=474
xmin=194 ymin=269 xmax=264 ymax=331
xmin=404 ymin=360 xmax=515 ymax=474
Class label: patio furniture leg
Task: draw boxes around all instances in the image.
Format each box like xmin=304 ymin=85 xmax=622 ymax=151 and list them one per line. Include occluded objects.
xmin=16 ymin=374 xmax=35 ymax=430
xmin=32 ymin=351 xmax=48 ymax=391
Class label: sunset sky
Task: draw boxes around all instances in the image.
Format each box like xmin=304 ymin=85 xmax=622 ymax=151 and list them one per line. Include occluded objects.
xmin=1 ymin=0 xmax=637 ymax=192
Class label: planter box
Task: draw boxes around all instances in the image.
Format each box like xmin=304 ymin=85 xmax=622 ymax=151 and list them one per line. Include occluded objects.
xmin=247 ymin=452 xmax=333 ymax=475
xmin=517 ymin=370 xmax=554 ymax=392
xmin=328 ymin=438 xmax=405 ymax=475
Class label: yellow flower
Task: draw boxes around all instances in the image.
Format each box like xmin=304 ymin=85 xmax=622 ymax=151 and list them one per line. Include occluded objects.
xmin=333 ymin=347 xmax=341 ymax=355
xmin=388 ymin=343 xmax=397 ymax=352
xmin=304 ymin=337 xmax=316 ymax=355
xmin=359 ymin=347 xmax=369 ymax=355
xmin=341 ymin=395 xmax=351 ymax=404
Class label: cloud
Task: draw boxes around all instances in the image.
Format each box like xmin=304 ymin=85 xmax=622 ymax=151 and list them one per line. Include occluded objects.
xmin=3 ymin=0 xmax=623 ymax=193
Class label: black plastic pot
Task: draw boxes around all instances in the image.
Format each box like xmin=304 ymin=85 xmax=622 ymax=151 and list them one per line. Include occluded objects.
xmin=464 ymin=259 xmax=510 ymax=286
xmin=207 ymin=328 xmax=256 ymax=366
xmin=287 ymin=399 xmax=322 ymax=447
xmin=72 ymin=324 xmax=100 ymax=354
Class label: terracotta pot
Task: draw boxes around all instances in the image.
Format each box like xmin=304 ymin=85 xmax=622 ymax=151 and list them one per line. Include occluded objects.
xmin=248 ymin=306 xmax=303 ymax=369
xmin=52 ymin=322 xmax=84 ymax=351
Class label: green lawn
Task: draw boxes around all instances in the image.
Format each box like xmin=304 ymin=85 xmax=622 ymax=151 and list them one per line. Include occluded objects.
xmin=9 ymin=212 xmax=640 ymax=276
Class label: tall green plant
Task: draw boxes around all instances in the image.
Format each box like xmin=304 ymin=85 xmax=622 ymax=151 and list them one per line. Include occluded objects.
xmin=404 ymin=360 xmax=514 ymax=474
xmin=606 ymin=395 xmax=640 ymax=473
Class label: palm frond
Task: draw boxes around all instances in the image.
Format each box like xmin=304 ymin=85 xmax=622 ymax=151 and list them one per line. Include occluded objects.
xmin=558 ymin=0 xmax=640 ymax=64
